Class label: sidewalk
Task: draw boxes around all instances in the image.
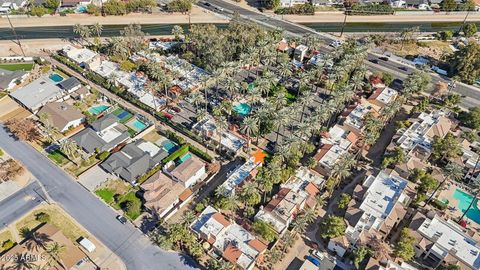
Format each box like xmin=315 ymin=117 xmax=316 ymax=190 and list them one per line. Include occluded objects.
xmin=48 ymin=55 xmax=216 ymax=159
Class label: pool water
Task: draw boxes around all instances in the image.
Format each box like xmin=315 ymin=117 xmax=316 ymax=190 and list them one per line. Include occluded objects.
xmin=162 ymin=140 xmax=178 ymax=154
xmin=88 ymin=105 xmax=109 ymax=115
xmin=77 ymin=5 xmax=87 ymax=13
xmin=178 ymin=152 xmax=192 ymax=164
xmin=131 ymin=119 xmax=147 ymax=131
xmin=49 ymin=73 xmax=64 ymax=83
xmin=453 ymin=188 xmax=480 ymax=224
xmin=234 ymin=103 xmax=252 ymax=117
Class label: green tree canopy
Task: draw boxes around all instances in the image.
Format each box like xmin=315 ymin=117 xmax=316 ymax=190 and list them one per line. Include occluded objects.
xmin=319 ymin=215 xmax=346 ymax=239
xmin=251 ymin=220 xmax=278 ymax=243
xmin=353 ymin=246 xmax=371 ymax=269
xmin=447 ymin=42 xmax=480 ymax=84
xmin=464 ymin=23 xmax=478 ymax=38
xmin=337 ymin=193 xmax=352 ymax=209
xmin=463 ymin=107 xmax=480 ymax=129
xmin=393 ymin=228 xmax=415 ymax=261
xmin=441 ymin=0 xmax=457 ymax=11
xmin=431 ymin=133 xmax=462 ymax=161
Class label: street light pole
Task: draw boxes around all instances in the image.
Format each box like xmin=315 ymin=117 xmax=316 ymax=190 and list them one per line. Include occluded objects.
xmin=340 ymin=11 xmax=348 ymax=37
xmin=458 ymin=10 xmax=470 ymax=34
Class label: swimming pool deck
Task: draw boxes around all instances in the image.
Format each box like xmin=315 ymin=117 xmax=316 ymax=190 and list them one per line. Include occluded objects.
xmin=439 ymin=183 xmax=480 ymax=231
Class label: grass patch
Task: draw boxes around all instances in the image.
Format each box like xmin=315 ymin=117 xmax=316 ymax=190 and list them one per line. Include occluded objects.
xmin=0 ymin=230 xmax=13 ymax=247
xmin=95 ymin=188 xmax=115 ymax=204
xmin=0 ymin=92 xmax=7 ymax=99
xmin=114 ymin=191 xmax=142 ymax=220
xmin=286 ymin=90 xmax=297 ymax=104
xmin=15 ymin=205 xmax=86 ymax=242
xmin=47 ymin=150 xmax=68 ymax=166
xmin=0 ymin=63 xmax=34 ymax=71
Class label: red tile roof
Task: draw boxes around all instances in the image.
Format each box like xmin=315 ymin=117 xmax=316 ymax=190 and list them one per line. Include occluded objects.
xmin=314 ymin=144 xmax=332 ymax=161
xmin=223 ymin=244 xmax=242 ymax=264
xmin=212 ymin=212 xmax=231 ymax=227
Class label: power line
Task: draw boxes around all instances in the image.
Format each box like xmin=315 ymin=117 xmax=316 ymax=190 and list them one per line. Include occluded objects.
xmin=5 ymin=12 xmax=26 ymax=57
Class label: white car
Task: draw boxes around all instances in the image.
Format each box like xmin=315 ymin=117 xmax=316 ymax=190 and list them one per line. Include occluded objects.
xmin=330 ymin=40 xmax=342 ymax=48
xmin=311 ymin=250 xmax=324 ymax=261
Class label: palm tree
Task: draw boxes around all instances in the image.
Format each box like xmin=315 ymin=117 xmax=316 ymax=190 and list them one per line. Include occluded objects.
xmin=281 ymin=231 xmax=295 ymax=254
xmin=330 ymin=153 xmax=355 ymax=189
xmin=424 ymin=162 xmax=464 ymax=206
xmin=459 ymin=176 xmax=480 ymax=223
xmin=73 ymin=24 xmax=91 ymax=45
xmin=44 ymin=242 xmax=66 ymax=269
xmin=240 ymin=116 xmax=259 ymax=148
xmin=171 ymin=25 xmax=184 ymax=41
xmin=90 ymin=22 xmax=103 ymax=38
xmin=215 ymin=116 xmax=228 ymax=151
xmin=273 ymin=111 xmax=289 ymax=150
xmin=180 ymin=210 xmax=196 ymax=227
xmin=60 ymin=139 xmax=78 ymax=163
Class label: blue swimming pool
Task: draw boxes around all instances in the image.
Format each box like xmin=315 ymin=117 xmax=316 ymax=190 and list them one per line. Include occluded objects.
xmin=179 ymin=152 xmax=192 ymax=163
xmin=131 ymin=119 xmax=147 ymax=131
xmin=453 ymin=188 xmax=480 ymax=224
xmin=234 ymin=103 xmax=252 ymax=117
xmin=88 ymin=105 xmax=109 ymax=115
xmin=162 ymin=140 xmax=178 ymax=154
xmin=49 ymin=73 xmax=64 ymax=83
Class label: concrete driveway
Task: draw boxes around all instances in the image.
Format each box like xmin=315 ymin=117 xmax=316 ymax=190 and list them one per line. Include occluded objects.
xmin=78 ymin=165 xmax=113 ymax=191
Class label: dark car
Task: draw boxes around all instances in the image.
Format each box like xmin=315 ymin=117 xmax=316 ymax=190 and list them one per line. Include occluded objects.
xmin=171 ymin=106 xmax=181 ymax=113
xmin=369 ymin=59 xmax=379 ymax=64
xmin=258 ymin=7 xmax=264 ymax=12
xmin=116 ymin=215 xmax=127 ymax=224
xmin=398 ymin=66 xmax=408 ymax=71
xmin=391 ymin=79 xmax=404 ymax=91
xmin=203 ymin=2 xmax=211 ymax=6
xmin=379 ymin=56 xmax=389 ymax=61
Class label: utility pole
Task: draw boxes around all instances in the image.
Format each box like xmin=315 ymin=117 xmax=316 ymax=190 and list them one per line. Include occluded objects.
xmin=340 ymin=11 xmax=348 ymax=37
xmin=6 ymin=13 xmax=25 ymax=57
xmin=458 ymin=9 xmax=470 ymax=34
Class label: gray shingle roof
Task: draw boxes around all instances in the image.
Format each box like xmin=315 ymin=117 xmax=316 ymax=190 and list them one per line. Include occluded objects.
xmin=91 ymin=114 xmax=119 ymax=132
xmin=0 ymin=68 xmax=26 ymax=90
xmin=9 ymin=76 xmax=63 ymax=111
xmin=58 ymin=77 xmax=81 ymax=91
xmin=100 ymin=139 xmax=169 ymax=182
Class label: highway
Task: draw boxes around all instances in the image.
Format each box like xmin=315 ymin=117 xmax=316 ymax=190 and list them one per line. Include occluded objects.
xmin=201 ymin=0 xmax=480 ymax=108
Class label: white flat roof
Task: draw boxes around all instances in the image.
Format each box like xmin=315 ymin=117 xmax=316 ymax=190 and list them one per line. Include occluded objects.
xmin=63 ymin=45 xmax=98 ymax=64
xmin=418 ymin=216 xmax=480 ymax=269
xmin=221 ymin=157 xmax=260 ymax=196
xmin=137 ymin=141 xmax=161 ymax=157
xmin=319 ymin=144 xmax=347 ymax=169
xmin=345 ymin=103 xmax=372 ymax=130
xmin=375 ymin=87 xmax=397 ymax=105
xmin=98 ymin=123 xmax=122 ymax=143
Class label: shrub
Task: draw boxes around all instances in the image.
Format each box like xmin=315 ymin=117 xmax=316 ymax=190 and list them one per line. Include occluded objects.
xmin=275 ymin=3 xmax=314 ymax=15
xmin=0 ymin=148 xmax=3 ymax=157
xmin=98 ymin=151 xmax=110 ymax=161
xmin=165 ymin=130 xmax=186 ymax=144
xmin=438 ymin=30 xmax=453 ymax=41
xmin=431 ymin=198 xmax=448 ymax=210
xmin=103 ymin=0 xmax=127 ymax=15
xmin=86 ymin=3 xmax=101 ymax=15
xmin=347 ymin=4 xmax=394 ymax=15
xmin=29 ymin=5 xmax=48 ymax=17
xmin=35 ymin=212 xmax=51 ymax=223
xmin=1 ymin=240 xmax=14 ymax=251
xmin=137 ymin=164 xmax=162 ymax=184
xmin=166 ymin=0 xmax=192 ymax=12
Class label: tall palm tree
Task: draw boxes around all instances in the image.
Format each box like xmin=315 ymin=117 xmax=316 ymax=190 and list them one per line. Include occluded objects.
xmin=60 ymin=139 xmax=78 ymax=163
xmin=281 ymin=231 xmax=295 ymax=254
xmin=424 ymin=162 xmax=464 ymax=206
xmin=180 ymin=210 xmax=196 ymax=227
xmin=73 ymin=24 xmax=91 ymax=45
xmin=331 ymin=153 xmax=355 ymax=187
xmin=273 ymin=111 xmax=289 ymax=150
xmin=240 ymin=116 xmax=259 ymax=148
xmin=215 ymin=116 xmax=228 ymax=151
xmin=45 ymin=242 xmax=66 ymax=270
xmin=90 ymin=22 xmax=103 ymax=39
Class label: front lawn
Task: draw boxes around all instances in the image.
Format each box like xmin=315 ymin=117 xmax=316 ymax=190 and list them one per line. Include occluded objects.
xmin=0 ymin=63 xmax=34 ymax=71
xmin=0 ymin=230 xmax=14 ymax=253
xmin=95 ymin=188 xmax=115 ymax=204
xmin=15 ymin=205 xmax=86 ymax=242
xmin=65 ymin=154 xmax=99 ymax=176
xmin=114 ymin=191 xmax=143 ymax=220
xmin=47 ymin=150 xmax=68 ymax=166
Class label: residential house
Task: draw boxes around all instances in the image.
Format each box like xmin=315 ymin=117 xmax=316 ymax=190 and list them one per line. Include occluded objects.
xmin=365 ymin=258 xmax=418 ymax=270
xmin=294 ymin=44 xmax=309 ymax=62
xmin=71 ymin=86 xmax=91 ymax=100
xmin=329 ymin=170 xmax=412 ymax=254
xmin=0 ymin=0 xmax=26 ymax=13
xmin=0 ymin=68 xmax=28 ymax=90
xmin=340 ymin=100 xmax=378 ymax=136
xmin=409 ymin=213 xmax=480 ymax=270
xmin=58 ymin=76 xmax=82 ymax=93
xmin=71 ymin=114 xmax=130 ymax=154
xmin=368 ymin=86 xmax=398 ymax=108
xmin=191 ymin=206 xmax=268 ymax=270
xmin=62 ymin=45 xmax=101 ymax=69
xmin=163 ymin=153 xmax=206 ymax=188
xmin=37 ymin=101 xmax=84 ymax=132
xmin=313 ymin=124 xmax=358 ymax=176
xmin=10 ymin=76 xmax=64 ymax=113
xmin=255 ymin=167 xmax=325 ymax=234
xmin=280 ymin=0 xmax=308 ymax=7
xmin=193 ymin=116 xmax=246 ymax=157
xmin=220 ymin=150 xmax=266 ymax=196
xmin=0 ymin=223 xmax=87 ymax=270
xmin=141 ymin=171 xmax=193 ymax=219
xmin=388 ymin=110 xmax=454 ymax=161
xmin=101 ymin=139 xmax=168 ymax=184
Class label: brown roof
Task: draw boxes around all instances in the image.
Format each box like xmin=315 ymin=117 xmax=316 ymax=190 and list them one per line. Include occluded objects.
xmin=212 ymin=212 xmax=231 ymax=227
xmin=38 ymin=101 xmax=84 ymax=131
xmin=426 ymin=116 xmax=453 ymax=138
xmin=346 ymin=131 xmax=358 ymax=144
xmin=178 ymin=188 xmax=193 ymax=202
xmin=304 ymin=182 xmax=319 ymax=196
xmin=314 ymin=144 xmax=332 ymax=161
xmin=223 ymin=243 xmax=242 ymax=264
xmin=364 ymin=258 xmax=381 ymax=270
xmin=171 ymin=155 xmax=205 ymax=183
xmin=248 ymin=239 xmax=267 ymax=253
xmin=141 ymin=171 xmax=184 ymax=213
xmin=277 ymin=40 xmax=289 ymax=52
xmin=368 ymin=87 xmax=384 ymax=101
xmin=330 ymin=235 xmax=349 ymax=249
xmin=265 ymin=188 xmax=290 ymax=212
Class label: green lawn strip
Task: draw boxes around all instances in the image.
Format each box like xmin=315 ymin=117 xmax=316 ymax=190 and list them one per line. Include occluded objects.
xmin=0 ymin=63 xmax=34 ymax=71
xmin=95 ymin=188 xmax=115 ymax=204
xmin=47 ymin=150 xmax=68 ymax=166
xmin=0 ymin=230 xmax=14 ymax=252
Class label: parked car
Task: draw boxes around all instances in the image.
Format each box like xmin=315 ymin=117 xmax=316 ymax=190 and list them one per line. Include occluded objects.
xmin=163 ymin=112 xmax=174 ymax=120
xmin=379 ymin=56 xmax=389 ymax=61
xmin=398 ymin=66 xmax=408 ymax=71
xmin=171 ymin=106 xmax=181 ymax=113
xmin=116 ymin=215 xmax=127 ymax=224
xmin=369 ymin=59 xmax=379 ymax=64
xmin=306 ymin=255 xmax=321 ymax=267
xmin=311 ymin=250 xmax=324 ymax=261
xmin=329 ymin=40 xmax=342 ymax=48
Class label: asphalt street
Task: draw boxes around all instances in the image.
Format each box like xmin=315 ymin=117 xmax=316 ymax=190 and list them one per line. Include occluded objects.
xmin=0 ymin=125 xmax=198 ymax=270
xmin=203 ymin=0 xmax=480 ymax=108
xmin=0 ymin=180 xmax=47 ymax=229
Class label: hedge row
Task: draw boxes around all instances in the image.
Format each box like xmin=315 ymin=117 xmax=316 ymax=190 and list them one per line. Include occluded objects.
xmin=137 ymin=163 xmax=162 ymax=184
xmin=430 ymin=198 xmax=448 ymax=210
xmin=52 ymin=54 xmax=84 ymax=74
xmin=188 ymin=143 xmax=213 ymax=163
xmin=162 ymin=144 xmax=189 ymax=164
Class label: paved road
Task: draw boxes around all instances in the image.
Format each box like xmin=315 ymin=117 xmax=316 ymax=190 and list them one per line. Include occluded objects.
xmin=202 ymin=0 xmax=480 ymax=109
xmin=0 ymin=126 xmax=198 ymax=270
xmin=0 ymin=180 xmax=47 ymax=228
